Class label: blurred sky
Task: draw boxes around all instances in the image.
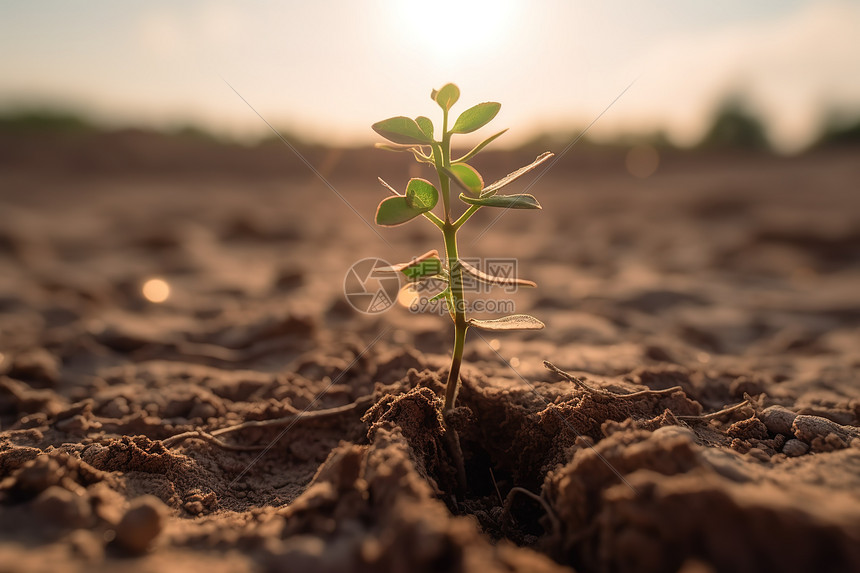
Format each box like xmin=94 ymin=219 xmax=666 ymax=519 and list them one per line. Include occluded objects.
xmin=2 ymin=0 xmax=859 ymax=151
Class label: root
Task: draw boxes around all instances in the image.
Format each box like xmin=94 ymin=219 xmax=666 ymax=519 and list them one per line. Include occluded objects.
xmin=544 ymin=360 xmax=752 ymax=422
xmin=677 ymin=398 xmax=751 ymax=422
xmin=544 ymin=361 xmax=683 ymax=402
xmin=442 ymin=412 xmax=468 ymax=496
xmin=162 ymin=396 xmax=373 ymax=449
xmin=503 ymin=486 xmax=560 ymax=538
xmin=162 ymin=430 xmax=267 ymax=451
xmin=489 ymin=467 xmax=503 ymax=505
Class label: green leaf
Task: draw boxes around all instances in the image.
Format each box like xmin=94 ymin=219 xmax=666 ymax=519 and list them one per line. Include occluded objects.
xmin=451 ymin=102 xmax=501 ymax=134
xmin=469 ymin=314 xmax=545 ymax=331
xmin=375 ymin=196 xmax=422 ymax=226
xmin=372 ymin=116 xmax=433 ymax=145
xmin=415 ymin=116 xmax=434 ymax=140
xmin=432 ymin=83 xmax=460 ymax=111
xmin=429 ymin=287 xmax=450 ymax=302
xmin=459 ymin=193 xmax=541 ymax=209
xmin=448 ymin=163 xmax=483 ymax=195
xmin=481 ymin=152 xmax=554 ymax=197
xmin=458 ymin=258 xmax=537 ymax=288
xmin=405 ymin=178 xmax=439 ymax=210
xmin=377 ymin=250 xmax=443 ymax=281
xmin=376 ymin=179 xmax=438 ymax=225
xmin=453 ymin=129 xmax=508 ymax=164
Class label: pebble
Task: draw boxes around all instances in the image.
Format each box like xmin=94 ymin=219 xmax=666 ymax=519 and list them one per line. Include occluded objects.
xmin=188 ymin=401 xmax=217 ymax=421
xmin=115 ymin=495 xmax=166 ymax=554
xmin=759 ymin=406 xmax=797 ymax=436
xmin=792 ymin=415 xmax=859 ymax=450
xmin=782 ymin=439 xmax=809 ymax=457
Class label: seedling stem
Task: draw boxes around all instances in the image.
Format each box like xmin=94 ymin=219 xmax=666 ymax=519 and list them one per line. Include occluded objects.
xmin=372 ymin=83 xmax=551 ymax=413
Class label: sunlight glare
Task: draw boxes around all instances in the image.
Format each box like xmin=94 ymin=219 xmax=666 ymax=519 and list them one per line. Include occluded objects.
xmin=391 ymin=0 xmax=517 ymax=62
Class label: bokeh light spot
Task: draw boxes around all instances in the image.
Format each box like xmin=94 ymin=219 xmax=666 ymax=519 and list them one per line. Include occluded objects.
xmin=397 ymin=284 xmax=421 ymax=308
xmin=142 ymin=278 xmax=170 ymax=303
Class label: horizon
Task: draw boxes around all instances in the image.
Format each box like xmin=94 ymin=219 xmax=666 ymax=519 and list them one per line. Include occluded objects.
xmin=2 ymin=1 xmax=859 ymax=153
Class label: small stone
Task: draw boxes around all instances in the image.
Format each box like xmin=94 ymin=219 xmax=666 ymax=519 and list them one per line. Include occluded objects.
xmin=188 ymin=401 xmax=217 ymax=421
xmin=792 ymin=414 xmax=860 ymax=451
xmin=782 ymin=439 xmax=809 ymax=457
xmin=115 ymin=495 xmax=166 ymax=554
xmin=759 ymin=406 xmax=797 ymax=436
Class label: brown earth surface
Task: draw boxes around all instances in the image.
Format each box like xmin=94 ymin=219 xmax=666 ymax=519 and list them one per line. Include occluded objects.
xmin=1 ymin=132 xmax=859 ymax=573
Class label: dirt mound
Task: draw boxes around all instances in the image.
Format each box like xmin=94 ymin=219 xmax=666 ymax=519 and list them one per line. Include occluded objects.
xmin=2 ymin=143 xmax=859 ymax=571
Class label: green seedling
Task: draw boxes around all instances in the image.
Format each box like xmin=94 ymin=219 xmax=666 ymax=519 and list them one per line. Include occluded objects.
xmin=373 ymin=83 xmax=553 ymax=413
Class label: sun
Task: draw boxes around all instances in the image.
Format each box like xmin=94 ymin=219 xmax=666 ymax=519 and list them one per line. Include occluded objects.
xmin=390 ymin=0 xmax=518 ymax=62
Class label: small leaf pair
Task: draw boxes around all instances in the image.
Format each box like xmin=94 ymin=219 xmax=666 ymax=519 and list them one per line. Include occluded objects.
xmin=376 ymin=179 xmax=438 ymax=226
xmin=433 ymin=83 xmax=501 ymax=133
xmin=372 ymin=117 xmax=433 ymax=146
xmin=374 ymin=83 xmax=501 ymax=148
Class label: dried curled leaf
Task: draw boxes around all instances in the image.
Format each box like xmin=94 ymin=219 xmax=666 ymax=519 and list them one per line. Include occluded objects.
xmin=481 ymin=152 xmax=554 ymax=197
xmin=459 ymin=193 xmax=541 ymax=209
xmin=469 ymin=314 xmax=545 ymax=331
xmin=457 ymin=258 xmax=536 ymax=288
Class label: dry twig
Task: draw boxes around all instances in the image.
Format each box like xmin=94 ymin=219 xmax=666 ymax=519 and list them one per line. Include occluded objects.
xmin=162 ymin=396 xmax=373 ymax=450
